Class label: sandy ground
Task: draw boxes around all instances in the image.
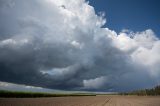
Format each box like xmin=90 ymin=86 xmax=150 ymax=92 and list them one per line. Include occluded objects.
xmin=0 ymin=95 xmax=160 ymax=106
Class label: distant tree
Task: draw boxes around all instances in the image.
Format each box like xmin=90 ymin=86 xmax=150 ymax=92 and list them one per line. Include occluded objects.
xmin=120 ymin=85 xmax=160 ymax=96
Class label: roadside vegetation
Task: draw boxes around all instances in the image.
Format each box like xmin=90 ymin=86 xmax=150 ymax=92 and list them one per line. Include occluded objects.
xmin=120 ymin=85 xmax=160 ymax=96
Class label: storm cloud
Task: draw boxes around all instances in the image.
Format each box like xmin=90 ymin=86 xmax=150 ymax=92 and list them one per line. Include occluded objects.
xmin=0 ymin=0 xmax=160 ymax=92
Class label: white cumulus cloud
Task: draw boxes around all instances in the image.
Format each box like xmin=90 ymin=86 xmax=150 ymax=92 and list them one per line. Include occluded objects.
xmin=0 ymin=0 xmax=159 ymax=91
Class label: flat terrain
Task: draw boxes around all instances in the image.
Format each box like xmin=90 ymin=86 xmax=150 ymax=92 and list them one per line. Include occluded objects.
xmin=0 ymin=95 xmax=160 ymax=106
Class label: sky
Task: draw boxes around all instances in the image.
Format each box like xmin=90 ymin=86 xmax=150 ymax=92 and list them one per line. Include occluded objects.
xmin=0 ymin=0 xmax=160 ymax=92
xmin=89 ymin=0 xmax=160 ymax=36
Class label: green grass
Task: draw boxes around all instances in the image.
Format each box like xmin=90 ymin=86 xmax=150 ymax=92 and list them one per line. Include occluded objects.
xmin=0 ymin=90 xmax=96 ymax=98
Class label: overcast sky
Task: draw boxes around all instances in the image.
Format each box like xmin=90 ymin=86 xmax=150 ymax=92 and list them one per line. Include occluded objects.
xmin=0 ymin=0 xmax=160 ymax=92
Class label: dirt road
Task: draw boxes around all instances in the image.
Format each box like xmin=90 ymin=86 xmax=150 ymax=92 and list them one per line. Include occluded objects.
xmin=0 ymin=95 xmax=160 ymax=106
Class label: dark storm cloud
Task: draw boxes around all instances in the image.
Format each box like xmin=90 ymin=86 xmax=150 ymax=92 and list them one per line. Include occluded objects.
xmin=0 ymin=0 xmax=160 ymax=92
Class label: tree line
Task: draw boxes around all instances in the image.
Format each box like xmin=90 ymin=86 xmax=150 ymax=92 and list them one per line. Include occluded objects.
xmin=0 ymin=90 xmax=96 ymax=98
xmin=120 ymin=85 xmax=160 ymax=96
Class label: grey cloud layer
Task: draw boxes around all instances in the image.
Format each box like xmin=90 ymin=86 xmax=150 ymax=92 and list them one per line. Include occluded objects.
xmin=0 ymin=0 xmax=160 ymax=91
